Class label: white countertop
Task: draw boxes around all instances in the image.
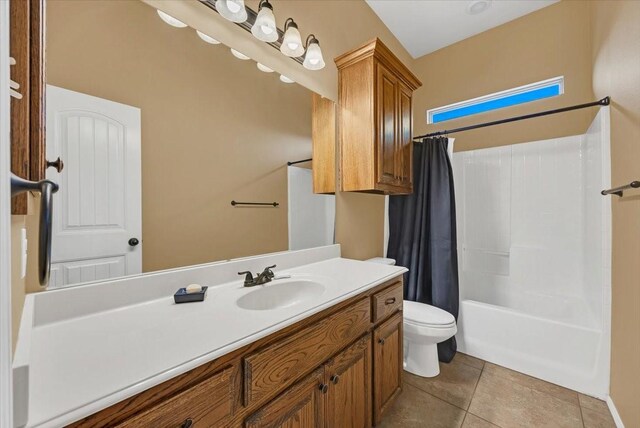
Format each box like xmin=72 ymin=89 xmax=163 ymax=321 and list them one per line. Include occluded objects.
xmin=14 ymin=249 xmax=406 ymax=428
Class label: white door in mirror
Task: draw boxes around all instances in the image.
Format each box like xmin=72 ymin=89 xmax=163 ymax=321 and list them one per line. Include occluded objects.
xmin=46 ymin=85 xmax=142 ymax=288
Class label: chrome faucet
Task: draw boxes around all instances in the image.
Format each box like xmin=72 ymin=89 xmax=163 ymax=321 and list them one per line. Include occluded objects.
xmin=238 ymin=265 xmax=276 ymax=287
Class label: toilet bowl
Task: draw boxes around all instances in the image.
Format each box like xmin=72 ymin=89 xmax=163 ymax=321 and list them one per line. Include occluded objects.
xmin=365 ymin=257 xmax=457 ymax=378
xmin=403 ymin=301 xmax=457 ymax=377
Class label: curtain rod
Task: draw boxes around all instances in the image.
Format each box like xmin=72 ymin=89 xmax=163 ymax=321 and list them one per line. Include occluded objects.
xmin=414 ymin=96 xmax=610 ymax=141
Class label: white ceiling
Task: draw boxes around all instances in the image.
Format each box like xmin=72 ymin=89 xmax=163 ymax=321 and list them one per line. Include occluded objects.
xmin=365 ymin=0 xmax=559 ymax=58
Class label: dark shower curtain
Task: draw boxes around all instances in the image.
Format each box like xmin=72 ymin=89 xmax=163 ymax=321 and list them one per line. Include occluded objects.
xmin=387 ymin=137 xmax=459 ymax=363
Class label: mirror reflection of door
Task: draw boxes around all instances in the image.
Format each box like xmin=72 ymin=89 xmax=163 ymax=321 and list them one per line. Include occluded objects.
xmin=46 ymin=85 xmax=142 ymax=288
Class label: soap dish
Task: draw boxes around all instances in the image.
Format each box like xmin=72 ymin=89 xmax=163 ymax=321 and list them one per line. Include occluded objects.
xmin=174 ymin=286 xmax=208 ymax=304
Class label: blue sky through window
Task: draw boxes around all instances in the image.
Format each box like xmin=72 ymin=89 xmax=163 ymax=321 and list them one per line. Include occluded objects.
xmin=431 ymin=82 xmax=562 ymax=124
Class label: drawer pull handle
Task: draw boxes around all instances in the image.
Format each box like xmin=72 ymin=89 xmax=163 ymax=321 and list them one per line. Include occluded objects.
xmin=181 ymin=418 xmax=193 ymax=428
xmin=330 ymin=374 xmax=340 ymax=384
xmin=319 ymin=383 xmax=329 ymax=394
xmin=378 ymin=338 xmax=385 ymax=345
xmin=385 ymin=297 xmax=396 ymax=305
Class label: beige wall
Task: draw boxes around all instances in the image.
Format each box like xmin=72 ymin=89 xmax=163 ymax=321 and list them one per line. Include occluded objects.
xmin=590 ymin=2 xmax=640 ymax=426
xmin=412 ymin=1 xmax=595 ymax=152
xmin=46 ymin=0 xmax=312 ymax=273
xmin=11 ymin=216 xmax=25 ymax=346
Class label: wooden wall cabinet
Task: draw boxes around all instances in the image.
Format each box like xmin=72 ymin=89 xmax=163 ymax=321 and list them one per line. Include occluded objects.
xmin=311 ymin=93 xmax=336 ymax=194
xmin=335 ymin=38 xmax=421 ymax=195
xmin=70 ymin=277 xmax=404 ymax=428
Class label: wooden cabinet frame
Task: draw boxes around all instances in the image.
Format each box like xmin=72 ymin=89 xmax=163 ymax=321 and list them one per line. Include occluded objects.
xmin=10 ymin=0 xmax=46 ymax=214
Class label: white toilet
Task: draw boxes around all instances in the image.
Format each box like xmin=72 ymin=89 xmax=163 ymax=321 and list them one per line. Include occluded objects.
xmin=366 ymin=257 xmax=457 ymax=378
xmin=403 ymin=301 xmax=457 ymax=377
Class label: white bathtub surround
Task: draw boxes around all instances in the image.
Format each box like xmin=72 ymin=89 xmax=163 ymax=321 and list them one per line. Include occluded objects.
xmin=452 ymin=108 xmax=611 ymax=397
xmin=13 ymin=245 xmax=408 ymax=428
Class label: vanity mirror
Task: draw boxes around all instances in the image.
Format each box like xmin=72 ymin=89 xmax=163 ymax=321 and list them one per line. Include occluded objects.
xmin=38 ymin=0 xmax=335 ymax=288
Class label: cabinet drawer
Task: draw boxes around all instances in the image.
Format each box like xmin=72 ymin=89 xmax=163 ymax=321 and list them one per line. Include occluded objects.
xmin=372 ymin=281 xmax=403 ymax=323
xmin=117 ymin=365 xmax=235 ymax=427
xmin=244 ymin=298 xmax=371 ymax=407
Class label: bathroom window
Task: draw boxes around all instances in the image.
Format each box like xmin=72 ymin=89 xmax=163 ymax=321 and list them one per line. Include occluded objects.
xmin=427 ymin=76 xmax=564 ymax=124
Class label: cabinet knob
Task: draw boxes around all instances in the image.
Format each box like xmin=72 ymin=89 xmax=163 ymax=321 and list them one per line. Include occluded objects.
xmin=385 ymin=297 xmax=396 ymax=305
xmin=181 ymin=418 xmax=193 ymax=428
xmin=319 ymin=383 xmax=328 ymax=394
xmin=330 ymin=374 xmax=340 ymax=384
xmin=46 ymin=157 xmax=64 ymax=173
xmin=378 ymin=338 xmax=385 ymax=345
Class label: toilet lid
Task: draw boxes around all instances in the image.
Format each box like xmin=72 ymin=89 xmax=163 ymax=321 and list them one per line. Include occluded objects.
xmin=403 ymin=301 xmax=455 ymax=326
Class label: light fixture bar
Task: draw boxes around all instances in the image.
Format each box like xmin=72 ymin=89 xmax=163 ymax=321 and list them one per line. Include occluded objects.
xmin=199 ymin=0 xmax=304 ymax=65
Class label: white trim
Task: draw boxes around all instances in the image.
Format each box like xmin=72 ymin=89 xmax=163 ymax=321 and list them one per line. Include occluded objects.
xmin=607 ymin=395 xmax=626 ymax=428
xmin=426 ymin=76 xmax=565 ymax=124
xmin=0 ymin=1 xmax=15 ymax=427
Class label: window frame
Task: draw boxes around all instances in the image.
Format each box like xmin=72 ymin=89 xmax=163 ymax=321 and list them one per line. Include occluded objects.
xmin=426 ymin=76 xmax=565 ymax=124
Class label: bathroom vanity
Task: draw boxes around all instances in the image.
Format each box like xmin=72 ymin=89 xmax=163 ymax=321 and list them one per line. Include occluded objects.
xmin=13 ymin=246 xmax=407 ymax=427
xmin=74 ymin=276 xmax=402 ymax=428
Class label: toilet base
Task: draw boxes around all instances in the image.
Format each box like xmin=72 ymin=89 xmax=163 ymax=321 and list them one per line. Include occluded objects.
xmin=403 ymin=341 xmax=440 ymax=378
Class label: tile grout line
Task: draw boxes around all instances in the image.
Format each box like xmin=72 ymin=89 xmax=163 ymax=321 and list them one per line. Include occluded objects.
xmin=465 ymin=359 xmax=508 ymax=428
xmin=460 ymin=411 xmax=469 ymax=428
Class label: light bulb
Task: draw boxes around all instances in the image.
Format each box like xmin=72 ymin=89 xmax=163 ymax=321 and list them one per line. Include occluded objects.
xmin=251 ymin=0 xmax=278 ymax=42
xmin=280 ymin=75 xmax=295 ymax=84
xmin=257 ymin=63 xmax=274 ymax=73
xmin=230 ymin=48 xmax=250 ymax=60
xmin=303 ymin=37 xmax=325 ymax=71
xmin=226 ymin=0 xmax=241 ymax=13
xmin=280 ymin=19 xmax=304 ymax=57
xmin=157 ymin=10 xmax=187 ymax=28
xmin=196 ymin=30 xmax=220 ymax=44
xmin=215 ymin=0 xmax=247 ymax=23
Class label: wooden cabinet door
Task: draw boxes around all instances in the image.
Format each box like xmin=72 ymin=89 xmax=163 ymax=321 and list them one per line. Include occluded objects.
xmin=373 ymin=312 xmax=403 ymax=425
xmin=376 ymin=63 xmax=398 ymax=188
xmin=397 ymin=83 xmax=413 ymax=192
xmin=245 ymin=368 xmax=326 ymax=428
xmin=325 ymin=335 xmax=371 ymax=428
xmin=115 ymin=365 xmax=235 ymax=428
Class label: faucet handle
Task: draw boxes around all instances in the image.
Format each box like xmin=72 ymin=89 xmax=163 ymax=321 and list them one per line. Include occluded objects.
xmin=238 ymin=271 xmax=254 ymax=283
xmin=264 ymin=265 xmax=276 ymax=278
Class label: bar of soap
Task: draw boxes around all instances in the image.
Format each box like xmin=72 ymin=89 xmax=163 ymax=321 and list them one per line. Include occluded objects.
xmin=185 ymin=283 xmax=202 ymax=294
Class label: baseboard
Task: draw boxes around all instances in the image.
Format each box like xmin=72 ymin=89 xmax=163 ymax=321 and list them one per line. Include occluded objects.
xmin=606 ymin=395 xmax=625 ymax=428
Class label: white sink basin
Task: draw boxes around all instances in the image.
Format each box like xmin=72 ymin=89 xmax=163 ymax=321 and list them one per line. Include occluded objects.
xmin=236 ymin=279 xmax=326 ymax=311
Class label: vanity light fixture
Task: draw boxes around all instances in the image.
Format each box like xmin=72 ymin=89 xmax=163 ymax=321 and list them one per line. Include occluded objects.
xmin=196 ymin=30 xmax=221 ymax=44
xmin=279 ymin=75 xmax=295 ymax=84
xmin=280 ymin=18 xmax=305 ymax=58
xmin=257 ymin=63 xmax=274 ymax=73
xmin=251 ymin=0 xmax=278 ymax=43
xmin=230 ymin=48 xmax=250 ymax=60
xmin=302 ymin=35 xmax=325 ymax=71
xmin=157 ymin=10 xmax=187 ymax=28
xmin=215 ymin=0 xmax=248 ymax=23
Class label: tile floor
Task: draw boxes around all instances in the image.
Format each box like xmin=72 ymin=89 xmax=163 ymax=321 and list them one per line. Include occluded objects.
xmin=379 ymin=353 xmax=616 ymax=428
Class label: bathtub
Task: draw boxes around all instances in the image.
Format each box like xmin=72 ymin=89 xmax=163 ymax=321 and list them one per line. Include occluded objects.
xmin=457 ymin=299 xmax=609 ymax=398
